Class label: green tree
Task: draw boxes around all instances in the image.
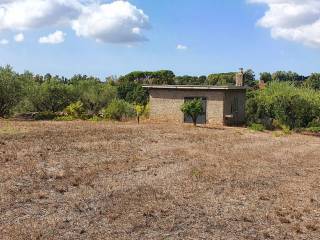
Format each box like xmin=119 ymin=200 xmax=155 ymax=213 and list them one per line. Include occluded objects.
xmin=117 ymin=81 xmax=148 ymax=105
xmin=260 ymin=72 xmax=272 ymax=83
xmin=0 ymin=65 xmax=23 ymax=117
xmin=72 ymin=79 xmax=117 ymax=114
xmin=304 ymin=73 xmax=320 ymax=90
xmin=31 ymin=78 xmax=74 ymax=112
xmin=207 ymin=72 xmax=235 ymax=86
xmin=244 ymin=69 xmax=256 ymax=87
xmin=180 ymin=98 xmax=204 ymax=126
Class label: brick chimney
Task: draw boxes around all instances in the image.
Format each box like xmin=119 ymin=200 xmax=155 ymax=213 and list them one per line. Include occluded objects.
xmin=235 ymin=68 xmax=244 ymax=87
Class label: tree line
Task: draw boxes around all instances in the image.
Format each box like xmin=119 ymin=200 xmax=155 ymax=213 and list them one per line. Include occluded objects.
xmin=0 ymin=65 xmax=320 ymax=130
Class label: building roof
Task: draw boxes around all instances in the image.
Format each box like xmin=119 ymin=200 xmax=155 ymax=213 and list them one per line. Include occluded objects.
xmin=142 ymin=85 xmax=247 ymax=90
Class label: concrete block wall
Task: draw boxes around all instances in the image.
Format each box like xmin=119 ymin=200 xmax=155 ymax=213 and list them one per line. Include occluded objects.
xmin=149 ymin=89 xmax=225 ymax=125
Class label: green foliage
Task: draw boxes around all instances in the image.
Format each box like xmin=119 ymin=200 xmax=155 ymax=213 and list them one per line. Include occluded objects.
xmin=260 ymin=72 xmax=272 ymax=83
xmin=119 ymin=70 xmax=175 ymax=85
xmin=117 ymin=81 xmax=148 ymax=105
xmin=65 ymin=101 xmax=85 ymax=118
xmin=306 ymin=127 xmax=320 ymax=133
xmin=102 ymin=99 xmax=135 ymax=121
xmin=31 ymin=79 xmax=74 ymax=112
xmin=243 ymin=69 xmax=257 ymax=87
xmin=0 ymin=65 xmax=23 ymax=117
xmin=142 ymin=103 xmax=150 ymax=118
xmin=207 ymin=72 xmax=235 ymax=86
xmin=180 ymin=98 xmax=204 ymax=126
xmin=308 ymin=118 xmax=320 ymax=128
xmin=174 ymin=75 xmax=207 ymax=85
xmin=71 ymin=79 xmax=117 ymax=114
xmin=246 ymin=82 xmax=320 ymax=129
xmin=134 ymin=104 xmax=145 ymax=124
xmin=304 ymin=73 xmax=320 ymax=90
xmin=249 ymin=123 xmax=265 ymax=132
xmin=33 ymin=111 xmax=58 ymax=120
xmin=88 ymin=116 xmax=103 ymax=122
xmin=272 ymin=71 xmax=305 ymax=86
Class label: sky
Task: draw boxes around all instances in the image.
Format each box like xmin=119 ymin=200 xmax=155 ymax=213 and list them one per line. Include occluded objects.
xmin=0 ymin=0 xmax=319 ymax=79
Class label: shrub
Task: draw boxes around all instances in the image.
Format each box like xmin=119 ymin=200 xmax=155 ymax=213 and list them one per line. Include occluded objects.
xmin=306 ymin=127 xmax=320 ymax=133
xmin=102 ymin=99 xmax=135 ymax=121
xmin=308 ymin=118 xmax=320 ymax=128
xmin=249 ymin=123 xmax=265 ymax=132
xmin=33 ymin=111 xmax=57 ymax=120
xmin=65 ymin=101 xmax=85 ymax=118
xmin=142 ymin=103 xmax=150 ymax=118
xmin=246 ymin=82 xmax=320 ymax=129
xmin=134 ymin=104 xmax=144 ymax=124
xmin=88 ymin=116 xmax=102 ymax=122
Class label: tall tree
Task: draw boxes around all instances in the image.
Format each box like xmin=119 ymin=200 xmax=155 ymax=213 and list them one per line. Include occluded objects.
xmin=0 ymin=65 xmax=23 ymax=117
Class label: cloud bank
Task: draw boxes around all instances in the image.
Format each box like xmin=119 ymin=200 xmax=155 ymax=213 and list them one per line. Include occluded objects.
xmin=250 ymin=0 xmax=320 ymax=47
xmin=0 ymin=0 xmax=150 ymax=44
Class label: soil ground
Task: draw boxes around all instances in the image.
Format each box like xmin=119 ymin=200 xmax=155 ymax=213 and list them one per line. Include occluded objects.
xmin=0 ymin=120 xmax=319 ymax=240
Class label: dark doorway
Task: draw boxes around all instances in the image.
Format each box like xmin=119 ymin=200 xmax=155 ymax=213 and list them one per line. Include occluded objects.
xmin=183 ymin=97 xmax=207 ymax=124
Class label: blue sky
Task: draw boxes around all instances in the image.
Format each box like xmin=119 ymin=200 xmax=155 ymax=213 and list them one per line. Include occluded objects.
xmin=0 ymin=0 xmax=319 ymax=79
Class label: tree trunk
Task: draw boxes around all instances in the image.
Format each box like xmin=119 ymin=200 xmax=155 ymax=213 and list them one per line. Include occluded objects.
xmin=192 ymin=116 xmax=197 ymax=127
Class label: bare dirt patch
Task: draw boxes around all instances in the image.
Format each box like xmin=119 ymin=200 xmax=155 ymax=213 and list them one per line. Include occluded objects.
xmin=0 ymin=120 xmax=319 ymax=239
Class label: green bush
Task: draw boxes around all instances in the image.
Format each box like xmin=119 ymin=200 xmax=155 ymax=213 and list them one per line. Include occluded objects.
xmin=102 ymin=99 xmax=135 ymax=121
xmin=308 ymin=118 xmax=320 ymax=128
xmin=246 ymin=82 xmax=320 ymax=129
xmin=142 ymin=103 xmax=150 ymax=118
xmin=88 ymin=116 xmax=102 ymax=122
xmin=249 ymin=123 xmax=265 ymax=132
xmin=33 ymin=111 xmax=57 ymax=120
xmin=64 ymin=101 xmax=85 ymax=118
xmin=306 ymin=127 xmax=320 ymax=133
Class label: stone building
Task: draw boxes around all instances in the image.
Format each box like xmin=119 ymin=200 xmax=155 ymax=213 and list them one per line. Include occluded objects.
xmin=143 ymin=71 xmax=247 ymax=126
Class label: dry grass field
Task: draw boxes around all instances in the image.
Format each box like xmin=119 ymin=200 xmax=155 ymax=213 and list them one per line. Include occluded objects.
xmin=0 ymin=120 xmax=320 ymax=240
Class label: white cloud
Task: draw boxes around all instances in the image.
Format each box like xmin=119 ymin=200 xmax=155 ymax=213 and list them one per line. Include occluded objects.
xmin=177 ymin=44 xmax=188 ymax=50
xmin=14 ymin=33 xmax=24 ymax=42
xmin=0 ymin=0 xmax=82 ymax=31
xmin=0 ymin=39 xmax=9 ymax=45
xmin=72 ymin=1 xmax=150 ymax=43
xmin=0 ymin=0 xmax=150 ymax=44
xmin=39 ymin=30 xmax=65 ymax=44
xmin=249 ymin=0 xmax=320 ymax=47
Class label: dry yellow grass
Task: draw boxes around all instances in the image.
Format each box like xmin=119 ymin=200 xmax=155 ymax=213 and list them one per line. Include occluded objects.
xmin=0 ymin=120 xmax=319 ymax=239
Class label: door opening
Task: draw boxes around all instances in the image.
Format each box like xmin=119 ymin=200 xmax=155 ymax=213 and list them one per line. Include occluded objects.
xmin=183 ymin=97 xmax=207 ymax=124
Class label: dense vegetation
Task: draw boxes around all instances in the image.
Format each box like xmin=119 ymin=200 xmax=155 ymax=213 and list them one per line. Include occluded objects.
xmin=0 ymin=65 xmax=319 ymax=131
xmin=246 ymin=82 xmax=320 ymax=130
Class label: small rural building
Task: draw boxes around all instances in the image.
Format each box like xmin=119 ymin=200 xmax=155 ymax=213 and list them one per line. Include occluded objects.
xmin=143 ymin=70 xmax=247 ymax=126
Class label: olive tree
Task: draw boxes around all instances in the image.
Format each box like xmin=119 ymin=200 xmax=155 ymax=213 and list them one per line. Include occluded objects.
xmin=0 ymin=66 xmax=23 ymax=117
